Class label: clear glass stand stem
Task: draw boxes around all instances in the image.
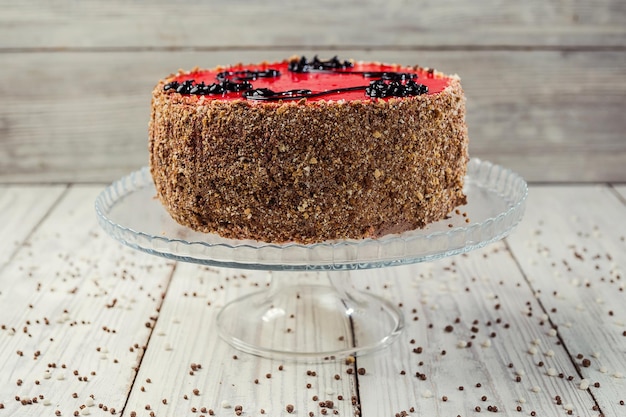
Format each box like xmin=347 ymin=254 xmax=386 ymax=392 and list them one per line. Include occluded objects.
xmin=215 ymin=269 xmax=404 ymax=361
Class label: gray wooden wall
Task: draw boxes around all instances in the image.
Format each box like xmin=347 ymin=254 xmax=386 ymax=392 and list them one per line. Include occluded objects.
xmin=1 ymin=1 xmax=624 ymax=183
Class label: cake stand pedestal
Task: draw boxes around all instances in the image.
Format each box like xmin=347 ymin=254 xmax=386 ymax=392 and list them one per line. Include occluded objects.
xmin=215 ymin=269 xmax=404 ymax=360
xmin=95 ymin=159 xmax=527 ymax=361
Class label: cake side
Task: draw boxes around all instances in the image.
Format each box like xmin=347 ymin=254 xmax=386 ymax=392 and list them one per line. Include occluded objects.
xmin=149 ymin=71 xmax=468 ymax=244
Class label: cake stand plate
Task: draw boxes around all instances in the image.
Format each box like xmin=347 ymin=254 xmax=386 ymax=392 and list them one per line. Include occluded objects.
xmin=95 ymin=158 xmax=527 ymax=360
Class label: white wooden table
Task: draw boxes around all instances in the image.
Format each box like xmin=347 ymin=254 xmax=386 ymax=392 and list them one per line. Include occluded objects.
xmin=1 ymin=183 xmax=625 ymax=417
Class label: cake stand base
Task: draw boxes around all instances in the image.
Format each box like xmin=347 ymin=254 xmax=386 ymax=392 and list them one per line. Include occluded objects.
xmin=216 ymin=270 xmax=404 ymax=361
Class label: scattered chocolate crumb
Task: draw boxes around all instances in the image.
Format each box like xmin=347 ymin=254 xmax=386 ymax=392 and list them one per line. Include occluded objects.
xmin=415 ymin=372 xmax=427 ymax=380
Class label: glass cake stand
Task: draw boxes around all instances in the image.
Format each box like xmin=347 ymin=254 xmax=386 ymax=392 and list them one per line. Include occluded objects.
xmin=95 ymin=158 xmax=527 ymax=361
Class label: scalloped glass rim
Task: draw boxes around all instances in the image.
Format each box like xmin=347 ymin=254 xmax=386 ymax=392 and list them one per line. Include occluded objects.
xmin=95 ymin=158 xmax=527 ymax=270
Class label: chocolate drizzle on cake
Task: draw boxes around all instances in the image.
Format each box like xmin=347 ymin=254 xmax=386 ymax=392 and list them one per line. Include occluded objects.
xmin=216 ymin=69 xmax=281 ymax=82
xmin=243 ymin=79 xmax=428 ymax=101
xmin=164 ymin=79 xmax=253 ymax=95
xmin=164 ymin=69 xmax=282 ymax=94
xmin=164 ymin=56 xmax=429 ymax=100
xmin=288 ymin=55 xmax=353 ymax=72
xmin=242 ymin=86 xmax=367 ymax=101
xmin=366 ymin=79 xmax=429 ymax=98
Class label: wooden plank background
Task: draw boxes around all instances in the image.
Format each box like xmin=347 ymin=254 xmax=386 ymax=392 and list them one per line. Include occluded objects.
xmin=0 ymin=0 xmax=625 ymax=183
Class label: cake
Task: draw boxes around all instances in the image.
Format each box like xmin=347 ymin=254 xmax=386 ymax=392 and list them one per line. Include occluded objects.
xmin=149 ymin=56 xmax=469 ymax=244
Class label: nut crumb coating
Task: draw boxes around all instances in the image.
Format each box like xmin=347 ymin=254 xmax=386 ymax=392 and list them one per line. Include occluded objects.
xmin=149 ymin=76 xmax=468 ymax=244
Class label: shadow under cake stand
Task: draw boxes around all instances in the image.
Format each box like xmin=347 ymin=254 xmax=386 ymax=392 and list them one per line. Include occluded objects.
xmin=95 ymin=158 xmax=527 ymax=361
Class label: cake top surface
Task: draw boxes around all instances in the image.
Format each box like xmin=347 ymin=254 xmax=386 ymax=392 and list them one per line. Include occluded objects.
xmin=162 ymin=56 xmax=452 ymax=103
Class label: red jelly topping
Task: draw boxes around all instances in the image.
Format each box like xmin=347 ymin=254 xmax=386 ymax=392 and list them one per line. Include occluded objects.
xmin=166 ymin=59 xmax=450 ymax=103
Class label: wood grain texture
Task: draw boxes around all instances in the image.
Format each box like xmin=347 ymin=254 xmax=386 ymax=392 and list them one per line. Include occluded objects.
xmin=0 ymin=186 xmax=175 ymax=416
xmin=614 ymin=185 xmax=626 ymax=200
xmin=124 ymin=265 xmax=357 ymax=417
xmin=1 ymin=0 xmax=624 ymax=48
xmin=354 ymin=247 xmax=596 ymax=416
xmin=506 ymin=186 xmax=626 ymax=417
xmin=0 ymin=49 xmax=624 ymax=183
xmin=0 ymin=185 xmax=65 ymax=265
